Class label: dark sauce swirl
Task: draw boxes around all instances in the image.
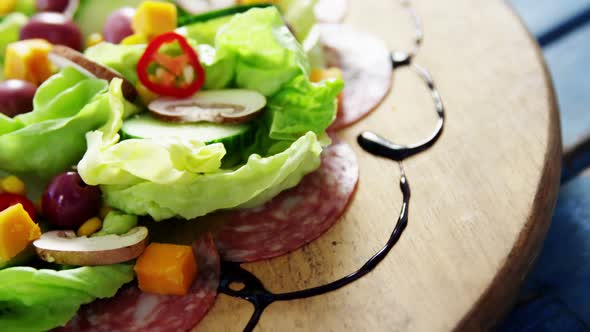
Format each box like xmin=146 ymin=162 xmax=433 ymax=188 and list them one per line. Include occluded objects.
xmin=218 ymin=2 xmax=445 ymax=331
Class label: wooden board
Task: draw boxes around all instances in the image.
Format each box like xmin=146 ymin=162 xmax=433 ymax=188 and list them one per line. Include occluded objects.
xmin=195 ymin=0 xmax=562 ymax=331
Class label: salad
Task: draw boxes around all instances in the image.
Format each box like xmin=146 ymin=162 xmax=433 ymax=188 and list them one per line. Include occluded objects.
xmin=0 ymin=0 xmax=350 ymax=331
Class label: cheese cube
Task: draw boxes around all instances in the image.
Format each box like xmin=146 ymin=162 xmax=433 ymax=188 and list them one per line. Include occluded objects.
xmin=0 ymin=204 xmax=41 ymax=262
xmin=134 ymin=243 xmax=197 ymax=296
xmin=4 ymin=39 xmax=53 ymax=85
xmin=132 ymin=2 xmax=177 ymax=39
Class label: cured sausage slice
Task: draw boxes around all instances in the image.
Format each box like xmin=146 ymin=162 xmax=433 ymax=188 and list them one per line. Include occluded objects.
xmin=55 ymin=235 xmax=220 ymax=332
xmin=320 ymin=24 xmax=393 ymax=129
xmin=215 ymin=140 xmax=359 ymax=262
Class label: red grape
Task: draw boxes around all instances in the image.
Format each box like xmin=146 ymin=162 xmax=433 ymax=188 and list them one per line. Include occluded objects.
xmin=103 ymin=7 xmax=135 ymax=44
xmin=42 ymin=172 xmax=102 ymax=229
xmin=20 ymin=13 xmax=83 ymax=51
xmin=0 ymin=80 xmax=37 ymax=117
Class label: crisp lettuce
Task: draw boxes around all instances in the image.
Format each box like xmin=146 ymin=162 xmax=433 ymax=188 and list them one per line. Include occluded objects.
xmin=0 ymin=264 xmax=134 ymax=332
xmin=214 ymin=7 xmax=309 ymax=96
xmin=0 ymin=68 xmax=116 ymax=178
xmin=97 ymin=132 xmax=321 ymax=220
xmin=267 ymin=74 xmax=343 ymax=140
xmin=78 ymin=82 xmax=322 ymax=220
xmin=78 ymin=81 xmax=227 ymax=186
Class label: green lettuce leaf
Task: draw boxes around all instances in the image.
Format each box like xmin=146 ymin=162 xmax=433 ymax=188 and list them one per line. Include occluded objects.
xmin=0 ymin=68 xmax=119 ymax=178
xmin=96 ymin=131 xmax=322 ymax=221
xmin=0 ymin=264 xmax=134 ymax=332
xmin=77 ymin=82 xmax=322 ymax=220
xmin=266 ymin=74 xmax=343 ymax=141
xmin=215 ymin=7 xmax=308 ymax=96
xmin=78 ymin=82 xmax=227 ymax=187
xmin=79 ymin=133 xmax=227 ymax=185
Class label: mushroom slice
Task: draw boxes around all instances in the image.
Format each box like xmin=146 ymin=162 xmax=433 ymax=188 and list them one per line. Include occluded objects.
xmin=33 ymin=226 xmax=148 ymax=266
xmin=49 ymin=45 xmax=137 ymax=101
xmin=148 ymin=89 xmax=266 ymax=124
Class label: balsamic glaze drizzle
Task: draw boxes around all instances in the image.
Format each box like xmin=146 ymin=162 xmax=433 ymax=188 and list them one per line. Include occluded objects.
xmin=220 ymin=166 xmax=411 ymax=331
xmin=217 ymin=2 xmax=446 ymax=331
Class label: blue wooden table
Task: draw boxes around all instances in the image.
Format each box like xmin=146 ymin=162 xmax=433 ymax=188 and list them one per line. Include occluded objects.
xmin=501 ymin=1 xmax=590 ymax=331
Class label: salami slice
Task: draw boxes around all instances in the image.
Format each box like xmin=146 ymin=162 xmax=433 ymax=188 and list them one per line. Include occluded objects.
xmin=55 ymin=235 xmax=220 ymax=332
xmin=320 ymin=24 xmax=393 ymax=130
xmin=215 ymin=139 xmax=359 ymax=262
xmin=315 ymin=0 xmax=349 ymax=23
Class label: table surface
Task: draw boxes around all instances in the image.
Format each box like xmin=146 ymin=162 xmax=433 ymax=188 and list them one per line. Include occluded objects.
xmin=194 ymin=0 xmax=562 ymax=331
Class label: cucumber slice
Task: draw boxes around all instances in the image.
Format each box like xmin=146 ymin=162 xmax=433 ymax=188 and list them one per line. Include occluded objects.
xmin=177 ymin=3 xmax=274 ymax=27
xmin=121 ymin=114 xmax=256 ymax=155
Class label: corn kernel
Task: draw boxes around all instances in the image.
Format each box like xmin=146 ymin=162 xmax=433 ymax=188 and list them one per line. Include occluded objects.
xmin=86 ymin=33 xmax=104 ymax=48
xmin=1 ymin=175 xmax=26 ymax=195
xmin=77 ymin=217 xmax=102 ymax=237
xmin=99 ymin=206 xmax=112 ymax=220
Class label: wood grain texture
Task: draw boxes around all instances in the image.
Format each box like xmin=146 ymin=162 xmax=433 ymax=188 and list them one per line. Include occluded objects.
xmin=194 ymin=0 xmax=562 ymax=331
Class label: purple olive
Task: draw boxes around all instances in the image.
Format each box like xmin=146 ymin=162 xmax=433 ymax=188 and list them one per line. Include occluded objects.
xmin=42 ymin=172 xmax=102 ymax=230
xmin=0 ymin=80 xmax=37 ymax=117
xmin=20 ymin=13 xmax=83 ymax=51
xmin=36 ymin=0 xmax=69 ymax=12
xmin=103 ymin=7 xmax=135 ymax=44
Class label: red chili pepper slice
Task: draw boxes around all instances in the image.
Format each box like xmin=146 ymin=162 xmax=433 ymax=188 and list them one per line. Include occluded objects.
xmin=137 ymin=32 xmax=205 ymax=99
xmin=0 ymin=193 xmax=36 ymax=221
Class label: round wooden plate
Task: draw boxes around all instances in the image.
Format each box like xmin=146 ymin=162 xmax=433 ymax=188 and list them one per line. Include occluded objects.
xmin=195 ymin=0 xmax=561 ymax=331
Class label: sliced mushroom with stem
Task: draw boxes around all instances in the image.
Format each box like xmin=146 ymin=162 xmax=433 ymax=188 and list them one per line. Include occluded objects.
xmin=33 ymin=226 xmax=148 ymax=266
xmin=149 ymin=89 xmax=267 ymax=124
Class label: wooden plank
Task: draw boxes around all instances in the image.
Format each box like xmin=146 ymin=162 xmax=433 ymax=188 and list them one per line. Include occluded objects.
xmin=195 ymin=0 xmax=561 ymax=331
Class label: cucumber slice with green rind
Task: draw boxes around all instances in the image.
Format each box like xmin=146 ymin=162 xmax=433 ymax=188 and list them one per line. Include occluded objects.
xmin=121 ymin=114 xmax=256 ymax=156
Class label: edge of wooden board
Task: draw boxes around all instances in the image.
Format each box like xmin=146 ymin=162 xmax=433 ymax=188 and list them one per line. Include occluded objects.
xmin=454 ymin=2 xmax=563 ymax=330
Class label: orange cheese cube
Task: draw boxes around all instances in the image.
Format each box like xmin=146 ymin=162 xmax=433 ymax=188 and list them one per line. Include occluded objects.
xmin=4 ymin=39 xmax=53 ymax=85
xmin=0 ymin=204 xmax=41 ymax=262
xmin=134 ymin=243 xmax=197 ymax=296
xmin=132 ymin=2 xmax=177 ymax=40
